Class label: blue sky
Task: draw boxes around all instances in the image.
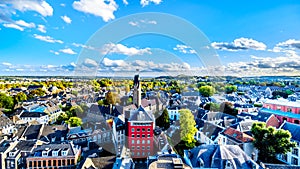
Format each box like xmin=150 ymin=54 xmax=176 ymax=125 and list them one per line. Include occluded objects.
xmin=0 ymin=0 xmax=300 ymax=76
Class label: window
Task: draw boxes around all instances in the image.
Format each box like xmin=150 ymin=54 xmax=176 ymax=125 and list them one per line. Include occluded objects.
xmin=53 ymin=160 xmax=57 ymax=166
xmin=142 ymin=134 xmax=145 ymax=138
xmin=29 ymin=161 xmax=33 ymax=167
xmin=147 ymin=128 xmax=150 ymax=132
xmin=147 ymin=140 xmax=150 ymax=144
xmin=137 ymin=134 xmax=140 ymax=138
xmin=148 ymin=134 xmax=150 ymax=138
xmin=142 ymin=140 xmax=145 ymax=144
xmin=137 ymin=128 xmax=140 ymax=132
xmin=62 ymin=151 xmax=68 ymax=156
xmin=295 ymin=120 xmax=300 ymax=124
xmin=132 ymin=128 xmax=135 ymax=132
xmin=132 ymin=146 xmax=135 ymax=150
xmin=292 ymin=148 xmax=299 ymax=156
xmin=52 ymin=151 xmax=58 ymax=156
xmin=43 ymin=161 xmax=46 ymax=166
xmin=137 ymin=140 xmax=140 ymax=144
xmin=132 ymin=140 xmax=135 ymax=144
xmin=142 ymin=146 xmax=145 ymax=150
xmin=142 ymin=129 xmax=145 ymax=132
xmin=147 ymin=146 xmax=150 ymax=150
xmin=137 ymin=146 xmax=140 ymax=150
xmin=282 ymin=154 xmax=287 ymax=161
xmin=287 ymin=108 xmax=292 ymax=112
xmin=131 ymin=134 xmax=134 ymax=138
xmin=292 ymin=157 xmax=298 ymax=165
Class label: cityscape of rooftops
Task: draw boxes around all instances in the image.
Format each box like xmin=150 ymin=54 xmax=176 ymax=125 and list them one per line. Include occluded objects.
xmin=1 ymin=1 xmax=300 ymax=169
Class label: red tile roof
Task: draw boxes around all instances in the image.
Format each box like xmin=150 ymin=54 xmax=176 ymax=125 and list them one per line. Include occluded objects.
xmin=223 ymin=127 xmax=254 ymax=143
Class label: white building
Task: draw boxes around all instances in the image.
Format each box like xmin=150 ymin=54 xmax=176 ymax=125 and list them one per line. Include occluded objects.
xmin=0 ymin=114 xmax=16 ymax=135
xmin=278 ymin=122 xmax=300 ymax=165
xmin=167 ymin=106 xmax=180 ymax=121
xmin=19 ymin=112 xmax=49 ymax=124
xmin=112 ymin=114 xmax=126 ymax=156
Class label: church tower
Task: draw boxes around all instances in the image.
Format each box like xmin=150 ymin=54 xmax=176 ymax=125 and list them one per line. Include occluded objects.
xmin=133 ymin=72 xmax=141 ymax=107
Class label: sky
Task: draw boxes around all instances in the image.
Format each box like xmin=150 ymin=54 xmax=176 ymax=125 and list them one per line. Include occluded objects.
xmin=0 ymin=0 xmax=300 ymax=77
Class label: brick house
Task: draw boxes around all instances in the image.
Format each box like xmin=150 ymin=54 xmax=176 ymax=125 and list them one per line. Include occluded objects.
xmin=26 ymin=143 xmax=81 ymax=169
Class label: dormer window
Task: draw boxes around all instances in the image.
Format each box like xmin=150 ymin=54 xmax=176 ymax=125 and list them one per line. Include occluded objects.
xmin=225 ymin=160 xmax=233 ymax=169
xmin=62 ymin=149 xmax=69 ymax=156
xmin=51 ymin=137 xmax=56 ymax=143
xmin=9 ymin=152 xmax=15 ymax=157
xmin=198 ymin=158 xmax=204 ymax=167
xmin=42 ymin=151 xmax=48 ymax=157
xmin=52 ymin=150 xmax=58 ymax=157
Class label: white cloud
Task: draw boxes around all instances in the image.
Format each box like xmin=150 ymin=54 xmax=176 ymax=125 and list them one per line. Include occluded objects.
xmin=2 ymin=62 xmax=12 ymax=66
xmin=73 ymin=0 xmax=118 ymax=22
xmin=173 ymin=44 xmax=196 ymax=54
xmin=8 ymin=0 xmax=53 ymax=17
xmin=3 ymin=23 xmax=24 ymax=31
xmin=211 ymin=37 xmax=267 ymax=51
xmin=72 ymin=43 xmax=95 ymax=50
xmin=60 ymin=3 xmax=66 ymax=7
xmin=128 ymin=19 xmax=157 ymax=27
xmin=33 ymin=34 xmax=63 ymax=44
xmin=102 ymin=58 xmax=126 ymax=67
xmin=61 ymin=15 xmax=72 ymax=24
xmin=101 ymin=43 xmax=151 ymax=56
xmin=37 ymin=25 xmax=46 ymax=33
xmin=59 ymin=48 xmax=77 ymax=55
xmin=276 ymin=39 xmax=300 ymax=49
xmin=50 ymin=50 xmax=59 ymax=55
xmin=15 ymin=20 xmax=35 ymax=28
xmin=140 ymin=0 xmax=162 ymax=7
xmin=123 ymin=0 xmax=129 ymax=5
xmin=83 ymin=58 xmax=98 ymax=67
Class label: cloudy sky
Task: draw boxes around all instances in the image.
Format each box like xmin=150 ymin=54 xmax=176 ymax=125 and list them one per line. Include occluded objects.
xmin=0 ymin=0 xmax=300 ymax=76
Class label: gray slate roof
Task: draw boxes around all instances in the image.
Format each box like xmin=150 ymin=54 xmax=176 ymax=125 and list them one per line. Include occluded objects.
xmin=0 ymin=114 xmax=13 ymax=127
xmin=184 ymin=145 xmax=262 ymax=169
xmin=16 ymin=140 xmax=36 ymax=152
xmin=32 ymin=143 xmax=77 ymax=157
xmin=23 ymin=124 xmax=43 ymax=140
xmin=281 ymin=122 xmax=300 ymax=142
xmin=129 ymin=106 xmax=154 ymax=122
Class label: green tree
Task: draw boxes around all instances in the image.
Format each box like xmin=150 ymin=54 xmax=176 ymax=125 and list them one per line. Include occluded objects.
xmin=14 ymin=92 xmax=27 ymax=104
xmin=56 ymin=113 xmax=69 ymax=124
xmin=251 ymin=122 xmax=296 ymax=163
xmin=97 ymin=100 xmax=104 ymax=106
xmin=67 ymin=117 xmax=82 ymax=127
xmin=179 ymin=109 xmax=198 ymax=148
xmin=104 ymin=91 xmax=120 ymax=105
xmin=220 ymin=102 xmax=238 ymax=116
xmin=70 ymin=106 xmax=84 ymax=117
xmin=225 ymin=85 xmax=237 ymax=94
xmin=0 ymin=93 xmax=14 ymax=110
xmin=204 ymin=102 xmax=220 ymax=112
xmin=156 ymin=108 xmax=170 ymax=130
xmin=198 ymin=85 xmax=215 ymax=97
